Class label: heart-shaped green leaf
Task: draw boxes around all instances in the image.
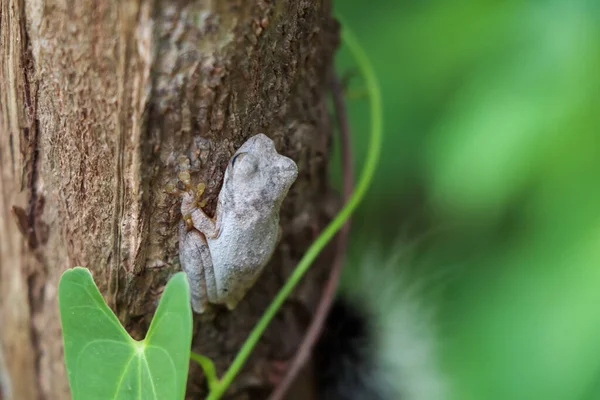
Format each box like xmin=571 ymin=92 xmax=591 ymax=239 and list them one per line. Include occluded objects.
xmin=59 ymin=268 xmax=192 ymax=400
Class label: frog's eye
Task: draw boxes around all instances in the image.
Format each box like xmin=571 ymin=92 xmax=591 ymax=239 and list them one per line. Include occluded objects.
xmin=232 ymin=152 xmax=259 ymax=178
xmin=231 ymin=152 xmax=246 ymax=167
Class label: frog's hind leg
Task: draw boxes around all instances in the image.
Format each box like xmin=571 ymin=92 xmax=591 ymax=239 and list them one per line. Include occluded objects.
xmin=179 ymin=221 xmax=213 ymax=314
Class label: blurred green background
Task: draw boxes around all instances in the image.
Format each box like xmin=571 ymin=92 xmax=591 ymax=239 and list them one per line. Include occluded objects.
xmin=332 ymin=2 xmax=600 ymax=400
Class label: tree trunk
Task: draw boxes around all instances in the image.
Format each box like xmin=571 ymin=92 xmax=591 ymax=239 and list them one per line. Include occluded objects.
xmin=0 ymin=1 xmax=339 ymax=399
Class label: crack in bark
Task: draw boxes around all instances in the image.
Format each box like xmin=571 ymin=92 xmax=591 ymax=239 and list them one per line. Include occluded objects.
xmin=109 ymin=29 xmax=129 ymax=316
xmin=17 ymin=2 xmax=48 ymax=398
xmin=0 ymin=343 xmax=11 ymax=400
xmin=8 ymin=133 xmax=14 ymax=177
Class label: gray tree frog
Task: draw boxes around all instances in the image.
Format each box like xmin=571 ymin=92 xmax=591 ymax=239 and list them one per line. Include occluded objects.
xmin=178 ymin=134 xmax=298 ymax=314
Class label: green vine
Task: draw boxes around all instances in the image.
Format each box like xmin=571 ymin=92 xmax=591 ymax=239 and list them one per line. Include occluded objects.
xmin=189 ymin=351 xmax=219 ymax=391
xmin=197 ymin=20 xmax=383 ymax=400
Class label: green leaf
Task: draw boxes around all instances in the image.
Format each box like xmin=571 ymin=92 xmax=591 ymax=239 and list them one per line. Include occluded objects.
xmin=59 ymin=268 xmax=193 ymax=400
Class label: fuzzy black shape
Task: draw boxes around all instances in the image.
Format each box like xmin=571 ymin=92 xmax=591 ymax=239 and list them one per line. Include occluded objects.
xmin=313 ymin=296 xmax=386 ymax=400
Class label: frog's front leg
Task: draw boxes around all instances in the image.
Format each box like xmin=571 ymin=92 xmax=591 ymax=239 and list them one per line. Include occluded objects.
xmin=181 ymin=191 xmax=219 ymax=238
xmin=178 ymin=221 xmax=216 ymax=314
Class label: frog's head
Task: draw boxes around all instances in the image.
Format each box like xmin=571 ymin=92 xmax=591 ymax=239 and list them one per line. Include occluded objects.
xmin=223 ymin=134 xmax=298 ymax=209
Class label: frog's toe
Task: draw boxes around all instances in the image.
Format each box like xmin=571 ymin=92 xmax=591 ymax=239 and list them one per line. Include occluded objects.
xmin=196 ymin=182 xmax=206 ymax=197
xmin=225 ymin=297 xmax=241 ymax=311
xmin=184 ymin=214 xmax=194 ymax=230
xmin=178 ymin=170 xmax=192 ymax=189
xmin=165 ymin=180 xmax=179 ymax=195
xmin=191 ymin=299 xmax=209 ymax=314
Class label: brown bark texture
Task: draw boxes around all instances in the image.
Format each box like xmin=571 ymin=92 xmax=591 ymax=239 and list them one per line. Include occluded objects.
xmin=0 ymin=0 xmax=339 ymax=399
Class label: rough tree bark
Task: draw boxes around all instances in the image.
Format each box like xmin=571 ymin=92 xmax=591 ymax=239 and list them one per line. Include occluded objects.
xmin=0 ymin=1 xmax=339 ymax=399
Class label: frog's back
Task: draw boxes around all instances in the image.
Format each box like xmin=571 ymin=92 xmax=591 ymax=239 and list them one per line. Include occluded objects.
xmin=207 ymin=210 xmax=279 ymax=303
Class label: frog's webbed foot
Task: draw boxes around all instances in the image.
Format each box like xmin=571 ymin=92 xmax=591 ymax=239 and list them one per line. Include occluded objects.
xmin=180 ymin=183 xmax=207 ymax=214
xmin=167 ymin=159 xmax=212 ymax=233
xmin=180 ymin=188 xmax=219 ymax=238
xmin=166 ymin=156 xmax=207 ymax=207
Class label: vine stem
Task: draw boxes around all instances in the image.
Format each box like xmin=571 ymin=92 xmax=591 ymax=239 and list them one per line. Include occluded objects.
xmin=267 ymin=72 xmax=355 ymax=400
xmin=205 ymin=20 xmax=383 ymax=400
